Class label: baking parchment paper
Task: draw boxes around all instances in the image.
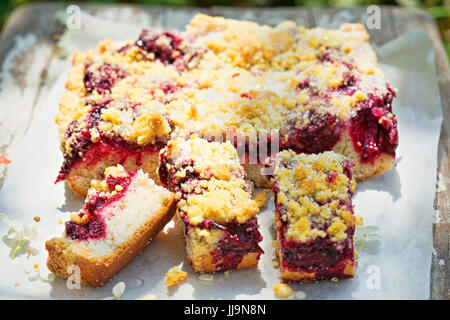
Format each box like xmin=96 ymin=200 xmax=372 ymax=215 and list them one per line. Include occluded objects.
xmin=0 ymin=13 xmax=443 ymax=300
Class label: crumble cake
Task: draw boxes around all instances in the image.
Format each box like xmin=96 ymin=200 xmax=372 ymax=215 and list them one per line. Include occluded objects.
xmin=46 ymin=165 xmax=176 ymax=287
xmin=271 ymin=150 xmax=357 ymax=282
xmin=158 ymin=135 xmax=264 ymax=273
xmin=56 ymin=14 xmax=398 ymax=197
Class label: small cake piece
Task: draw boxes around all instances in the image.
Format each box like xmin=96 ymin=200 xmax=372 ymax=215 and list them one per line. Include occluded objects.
xmin=138 ymin=293 xmax=157 ymax=300
xmin=273 ymin=283 xmax=293 ymax=298
xmin=159 ymin=135 xmax=264 ymax=273
xmin=46 ymin=165 xmax=176 ymax=287
xmin=165 ymin=266 xmax=188 ymax=287
xmin=271 ymin=150 xmax=357 ymax=282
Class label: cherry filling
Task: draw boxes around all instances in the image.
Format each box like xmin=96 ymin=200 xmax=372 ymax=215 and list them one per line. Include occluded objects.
xmin=57 ymin=137 xmax=165 ymax=183
xmin=325 ymin=171 xmax=338 ymax=183
xmin=65 ymin=172 xmax=133 ymax=241
xmin=65 ymin=215 xmax=105 ymax=241
xmin=84 ymin=63 xmax=127 ymax=94
xmin=181 ymin=212 xmax=263 ymax=272
xmin=280 ymin=232 xmax=355 ymax=279
xmin=158 ymin=148 xmax=246 ymax=190
xmin=137 ymin=30 xmax=182 ymax=64
xmin=317 ymin=50 xmax=334 ymax=63
xmin=158 ymin=152 xmax=199 ymax=191
xmin=157 ymin=151 xmax=170 ymax=188
xmin=283 ymin=111 xmax=343 ymax=154
xmin=56 ymin=98 xmax=166 ymax=183
xmin=296 ymin=79 xmax=310 ymax=91
xmin=336 ymin=72 xmax=359 ymax=96
xmin=349 ymin=88 xmax=398 ymax=164
xmin=135 ymin=30 xmax=199 ymax=71
xmin=211 ymin=217 xmax=264 ymax=272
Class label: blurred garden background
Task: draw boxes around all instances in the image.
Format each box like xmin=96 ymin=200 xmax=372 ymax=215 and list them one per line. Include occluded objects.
xmin=1 ymin=0 xmax=449 ymax=58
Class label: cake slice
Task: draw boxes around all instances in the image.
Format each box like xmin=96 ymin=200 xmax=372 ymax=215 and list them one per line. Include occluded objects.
xmin=159 ymin=135 xmax=263 ymax=273
xmin=46 ymin=165 xmax=176 ymax=287
xmin=271 ymin=150 xmax=357 ymax=282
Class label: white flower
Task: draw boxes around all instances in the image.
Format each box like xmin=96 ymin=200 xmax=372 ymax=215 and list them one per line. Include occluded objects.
xmin=295 ymin=290 xmax=307 ymax=300
xmin=354 ymin=225 xmax=381 ymax=260
xmin=102 ymin=281 xmax=126 ymax=300
xmin=23 ymin=263 xmax=55 ymax=283
xmin=198 ymin=274 xmax=214 ymax=282
xmin=0 ymin=213 xmax=40 ymax=258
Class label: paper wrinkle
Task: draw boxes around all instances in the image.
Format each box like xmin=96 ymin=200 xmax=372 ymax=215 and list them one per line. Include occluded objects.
xmin=0 ymin=16 xmax=442 ymax=299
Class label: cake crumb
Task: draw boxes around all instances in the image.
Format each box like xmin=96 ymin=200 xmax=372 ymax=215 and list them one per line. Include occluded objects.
xmin=274 ymin=283 xmax=293 ymax=298
xmin=271 ymin=240 xmax=278 ymax=249
xmin=165 ymin=267 xmax=188 ymax=287
xmin=355 ymin=215 xmax=363 ymax=226
xmin=253 ymin=189 xmax=269 ymax=209
xmin=138 ymin=293 xmax=157 ymax=300
xmin=13 ymin=282 xmax=19 ymax=287
xmin=273 ymin=261 xmax=280 ymax=268
xmin=33 ymin=216 xmax=40 ymax=222
xmin=58 ymin=220 xmax=63 ymax=224
xmin=0 ymin=155 xmax=11 ymax=165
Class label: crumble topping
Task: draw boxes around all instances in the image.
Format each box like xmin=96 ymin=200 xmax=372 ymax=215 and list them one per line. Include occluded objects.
xmin=253 ymin=189 xmax=269 ymax=209
xmin=178 ymin=178 xmax=259 ymax=225
xmin=162 ymin=136 xmax=259 ymax=226
xmin=163 ymin=134 xmax=242 ymax=181
xmin=273 ymin=150 xmax=355 ymax=243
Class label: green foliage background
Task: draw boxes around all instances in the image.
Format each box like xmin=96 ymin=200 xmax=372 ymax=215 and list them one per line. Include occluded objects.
xmin=1 ymin=0 xmax=450 ymax=57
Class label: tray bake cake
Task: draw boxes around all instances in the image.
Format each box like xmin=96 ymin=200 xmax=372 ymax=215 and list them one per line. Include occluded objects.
xmin=271 ymin=150 xmax=357 ymax=281
xmin=47 ymin=13 xmax=399 ymax=287
xmin=46 ymin=165 xmax=176 ymax=287
xmin=158 ymin=134 xmax=264 ymax=273
xmin=55 ymin=14 xmax=398 ymax=197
